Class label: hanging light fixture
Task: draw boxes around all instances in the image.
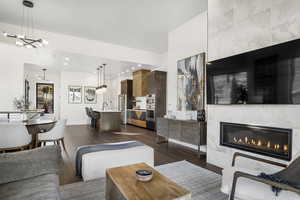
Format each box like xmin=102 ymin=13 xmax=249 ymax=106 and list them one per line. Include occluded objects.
xmin=2 ymin=0 xmax=48 ymax=48
xmin=42 ymin=68 xmax=47 ymax=80
xmin=37 ymin=68 xmax=49 ymax=81
xmin=101 ymin=64 xmax=108 ymax=93
xmin=95 ymin=64 xmax=108 ymax=94
xmin=96 ymin=66 xmax=103 ymax=94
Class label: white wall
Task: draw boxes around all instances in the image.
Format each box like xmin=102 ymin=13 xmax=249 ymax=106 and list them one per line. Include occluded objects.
xmin=167 ymin=12 xmax=207 ymax=112
xmin=0 ymin=22 xmax=164 ymax=118
xmin=60 ymin=71 xmax=102 ymax=125
xmin=0 ymin=43 xmax=39 ymax=110
xmin=103 ymin=75 xmax=121 ymax=111
xmin=24 ymin=66 xmax=61 ymax=119
xmin=207 ymin=0 xmax=300 ymax=170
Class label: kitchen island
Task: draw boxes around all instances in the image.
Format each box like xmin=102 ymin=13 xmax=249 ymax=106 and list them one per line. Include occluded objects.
xmin=95 ymin=111 xmax=121 ymax=132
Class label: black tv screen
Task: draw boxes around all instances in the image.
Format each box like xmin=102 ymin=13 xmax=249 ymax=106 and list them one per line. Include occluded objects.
xmin=207 ymin=38 xmax=300 ymax=105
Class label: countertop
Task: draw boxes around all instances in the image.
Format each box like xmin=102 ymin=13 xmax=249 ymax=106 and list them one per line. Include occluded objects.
xmin=127 ymin=109 xmax=146 ymax=112
xmin=95 ymin=110 xmax=121 ymax=113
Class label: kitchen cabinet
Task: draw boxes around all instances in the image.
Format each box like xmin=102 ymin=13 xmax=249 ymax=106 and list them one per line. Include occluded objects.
xmin=121 ymin=79 xmax=132 ymax=96
xmin=120 ymin=79 xmax=133 ymax=109
xmin=133 ymin=69 xmax=150 ymax=97
xmin=147 ymin=71 xmax=167 ymax=120
xmin=157 ymin=118 xmax=207 ymax=151
xmin=127 ymin=109 xmax=147 ymax=128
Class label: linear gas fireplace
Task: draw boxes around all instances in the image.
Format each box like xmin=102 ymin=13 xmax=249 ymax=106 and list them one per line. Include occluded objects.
xmin=220 ymin=122 xmax=292 ymax=161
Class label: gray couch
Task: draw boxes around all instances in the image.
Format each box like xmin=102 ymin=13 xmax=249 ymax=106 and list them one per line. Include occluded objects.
xmin=0 ymin=146 xmax=62 ymax=200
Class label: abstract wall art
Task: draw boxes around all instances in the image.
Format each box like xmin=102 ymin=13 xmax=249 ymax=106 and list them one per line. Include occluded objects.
xmin=177 ymin=53 xmax=205 ymax=111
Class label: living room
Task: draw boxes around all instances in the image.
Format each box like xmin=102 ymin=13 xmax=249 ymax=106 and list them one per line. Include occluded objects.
xmin=1 ymin=0 xmax=300 ymax=200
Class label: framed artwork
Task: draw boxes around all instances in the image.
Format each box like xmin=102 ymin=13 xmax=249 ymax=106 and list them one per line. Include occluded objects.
xmin=36 ymin=83 xmax=54 ymax=113
xmin=68 ymin=86 xmax=82 ymax=104
xmin=177 ymin=53 xmax=205 ymax=111
xmin=84 ymin=86 xmax=97 ymax=104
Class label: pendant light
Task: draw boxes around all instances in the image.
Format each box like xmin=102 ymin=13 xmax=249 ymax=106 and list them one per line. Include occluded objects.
xmin=42 ymin=68 xmax=47 ymax=80
xmin=101 ymin=64 xmax=108 ymax=93
xmin=3 ymin=0 xmax=48 ymax=48
xmin=96 ymin=64 xmax=108 ymax=94
xmin=96 ymin=66 xmax=103 ymax=94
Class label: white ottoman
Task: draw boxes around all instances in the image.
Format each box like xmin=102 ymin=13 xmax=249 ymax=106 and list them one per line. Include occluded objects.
xmin=81 ymin=141 xmax=154 ymax=181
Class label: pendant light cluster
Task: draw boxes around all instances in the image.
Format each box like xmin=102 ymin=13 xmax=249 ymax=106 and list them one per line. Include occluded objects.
xmin=3 ymin=0 xmax=48 ymax=48
xmin=96 ymin=64 xmax=108 ymax=94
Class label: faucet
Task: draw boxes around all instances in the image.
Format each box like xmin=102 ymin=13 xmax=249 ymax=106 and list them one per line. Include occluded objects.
xmin=102 ymin=102 xmax=108 ymax=110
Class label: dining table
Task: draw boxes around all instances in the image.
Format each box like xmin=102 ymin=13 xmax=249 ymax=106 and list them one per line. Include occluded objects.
xmin=25 ymin=118 xmax=57 ymax=148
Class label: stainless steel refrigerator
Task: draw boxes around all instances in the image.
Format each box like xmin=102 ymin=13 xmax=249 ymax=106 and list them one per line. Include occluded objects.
xmin=118 ymin=94 xmax=127 ymax=124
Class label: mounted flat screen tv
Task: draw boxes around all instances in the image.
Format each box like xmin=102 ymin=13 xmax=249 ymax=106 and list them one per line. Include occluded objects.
xmin=207 ymin=38 xmax=300 ymax=105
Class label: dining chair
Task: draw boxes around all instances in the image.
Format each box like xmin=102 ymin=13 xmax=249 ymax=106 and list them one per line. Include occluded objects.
xmin=0 ymin=123 xmax=32 ymax=152
xmin=37 ymin=119 xmax=67 ymax=151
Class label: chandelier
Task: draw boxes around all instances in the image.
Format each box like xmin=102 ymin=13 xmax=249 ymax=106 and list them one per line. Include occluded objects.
xmin=2 ymin=0 xmax=48 ymax=48
xmin=96 ymin=64 xmax=108 ymax=94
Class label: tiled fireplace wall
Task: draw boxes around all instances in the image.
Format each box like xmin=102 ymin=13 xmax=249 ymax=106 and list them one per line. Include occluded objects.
xmin=207 ymin=0 xmax=300 ymax=171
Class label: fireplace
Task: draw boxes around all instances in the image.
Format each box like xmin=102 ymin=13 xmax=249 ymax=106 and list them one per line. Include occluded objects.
xmin=220 ymin=122 xmax=292 ymax=161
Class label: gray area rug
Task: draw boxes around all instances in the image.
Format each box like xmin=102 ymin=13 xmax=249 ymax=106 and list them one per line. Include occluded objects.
xmin=60 ymin=160 xmax=228 ymax=200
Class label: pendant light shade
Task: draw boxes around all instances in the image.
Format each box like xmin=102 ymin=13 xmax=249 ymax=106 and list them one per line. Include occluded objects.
xmin=96 ymin=67 xmax=103 ymax=94
xmin=96 ymin=64 xmax=108 ymax=94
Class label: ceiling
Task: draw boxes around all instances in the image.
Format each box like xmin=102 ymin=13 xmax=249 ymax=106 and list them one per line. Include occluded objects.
xmin=0 ymin=0 xmax=207 ymax=53
xmin=24 ymin=50 xmax=158 ymax=79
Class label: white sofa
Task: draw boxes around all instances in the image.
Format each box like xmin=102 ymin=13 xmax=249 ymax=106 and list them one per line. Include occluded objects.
xmin=222 ymin=152 xmax=300 ymax=200
xmin=81 ymin=141 xmax=154 ymax=181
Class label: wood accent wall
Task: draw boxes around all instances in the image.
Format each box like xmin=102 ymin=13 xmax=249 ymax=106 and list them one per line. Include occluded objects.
xmin=121 ymin=79 xmax=133 ymax=96
xmin=133 ymin=69 xmax=150 ymax=97
xmin=120 ymin=79 xmax=133 ymax=109
xmin=147 ymin=71 xmax=167 ymax=119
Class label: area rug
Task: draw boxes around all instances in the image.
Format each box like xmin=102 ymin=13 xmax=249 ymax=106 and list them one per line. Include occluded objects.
xmin=60 ymin=160 xmax=228 ymax=200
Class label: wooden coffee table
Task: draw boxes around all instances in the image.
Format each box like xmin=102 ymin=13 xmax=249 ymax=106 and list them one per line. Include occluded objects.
xmin=105 ymin=163 xmax=191 ymax=200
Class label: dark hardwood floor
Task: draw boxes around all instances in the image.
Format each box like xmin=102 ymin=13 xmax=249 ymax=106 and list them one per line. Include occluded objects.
xmin=60 ymin=124 xmax=221 ymax=185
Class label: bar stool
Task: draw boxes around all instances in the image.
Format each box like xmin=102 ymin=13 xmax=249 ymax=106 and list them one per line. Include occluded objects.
xmin=90 ymin=108 xmax=100 ymax=129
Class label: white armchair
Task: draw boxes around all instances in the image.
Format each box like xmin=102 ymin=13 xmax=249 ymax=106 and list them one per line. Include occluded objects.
xmin=37 ymin=119 xmax=67 ymax=151
xmin=222 ymin=152 xmax=300 ymax=200
xmin=0 ymin=123 xmax=32 ymax=151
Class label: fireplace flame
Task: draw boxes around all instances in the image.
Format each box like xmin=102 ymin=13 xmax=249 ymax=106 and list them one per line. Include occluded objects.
xmin=258 ymin=140 xmax=262 ymax=146
xmin=233 ymin=136 xmax=288 ymax=152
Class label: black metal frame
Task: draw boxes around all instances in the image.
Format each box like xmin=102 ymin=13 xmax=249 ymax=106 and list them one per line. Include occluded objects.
xmin=229 ymin=152 xmax=300 ymax=200
xmin=220 ymin=122 xmax=292 ymax=161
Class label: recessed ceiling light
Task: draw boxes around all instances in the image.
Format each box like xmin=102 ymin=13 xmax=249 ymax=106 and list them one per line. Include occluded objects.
xmin=131 ymin=67 xmax=135 ymax=70
xmin=63 ymin=62 xmax=68 ymax=66
xmin=138 ymin=64 xmax=142 ymax=67
xmin=65 ymin=57 xmax=70 ymax=61
xmin=126 ymin=70 xmax=129 ymax=73
xmin=121 ymin=72 xmax=125 ymax=74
